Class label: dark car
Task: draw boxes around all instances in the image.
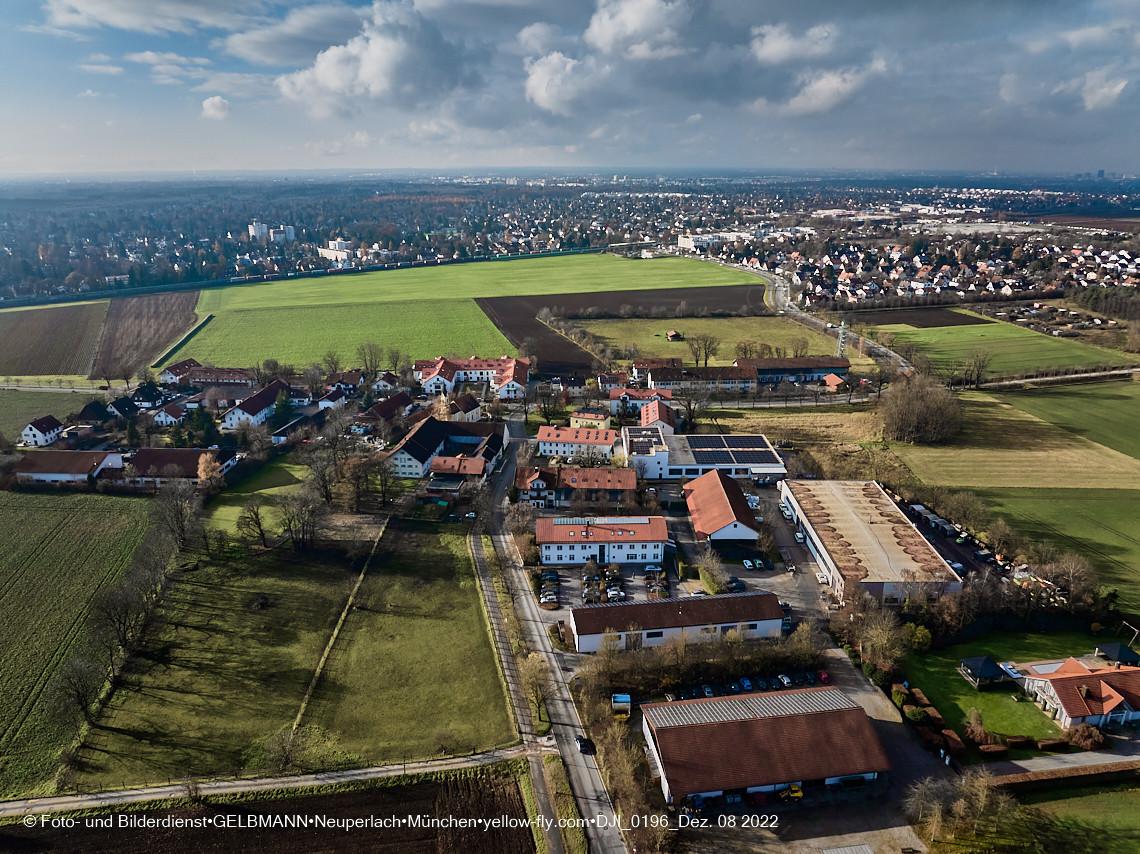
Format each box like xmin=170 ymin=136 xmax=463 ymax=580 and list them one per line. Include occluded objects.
xmin=804 ymin=671 xmax=816 ymax=685
xmin=725 ymin=578 xmax=746 ymax=593
xmin=728 ymin=681 xmax=741 ymax=694
xmin=791 ymin=672 xmax=805 ymax=686
xmin=575 ymin=735 xmax=593 ymax=754
xmin=769 ymin=678 xmax=782 ymax=691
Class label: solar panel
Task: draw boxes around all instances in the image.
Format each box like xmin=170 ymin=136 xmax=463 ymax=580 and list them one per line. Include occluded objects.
xmin=692 ymin=450 xmax=734 ymax=464
xmin=686 ymin=435 xmax=725 ymax=448
xmin=724 ymin=435 xmax=770 ymax=449
xmin=643 ymin=688 xmax=858 ymax=729
xmin=732 ymin=450 xmax=780 ymax=465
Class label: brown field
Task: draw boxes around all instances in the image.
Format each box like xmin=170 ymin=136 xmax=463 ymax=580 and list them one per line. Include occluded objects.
xmin=845 ymin=308 xmax=990 ymax=328
xmin=0 ymin=302 xmax=108 ymax=376
xmin=1038 ymin=215 xmax=1140 ymax=232
xmin=0 ymin=775 xmax=534 ymax=853
xmin=89 ymin=292 xmax=199 ymax=380
xmin=478 ymin=283 xmax=769 ymax=377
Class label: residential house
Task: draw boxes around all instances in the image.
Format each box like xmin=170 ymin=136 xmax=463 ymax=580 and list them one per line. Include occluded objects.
xmin=153 ymin=404 xmax=185 ymax=427
xmin=318 ymin=388 xmax=348 ymax=410
xmin=413 ymin=356 xmax=530 ymax=399
xmin=536 ymin=515 xmax=668 ymax=569
xmin=327 ymin=371 xmax=364 ymax=394
xmin=734 ymin=357 xmax=851 ymax=384
xmin=22 ymin=415 xmax=64 ymax=447
xmin=389 ymin=417 xmax=506 ymax=478
xmin=536 ymin=426 xmax=617 ymax=461
xmin=630 ymin=358 xmax=683 ymax=381
xmin=646 ymin=365 xmax=758 ymax=394
xmin=609 ymin=387 xmax=673 ymax=416
xmin=515 ymin=466 xmax=637 ymax=509
xmin=128 ymin=447 xmax=239 ymax=486
xmin=1018 ymin=658 xmax=1140 ymax=729
xmin=684 ymin=470 xmax=761 ymax=541
xmin=372 ymin=371 xmax=399 ymax=393
xmin=13 ymin=450 xmax=123 ymax=484
xmin=158 ymin=358 xmax=203 ymax=385
xmin=449 ymin=393 xmax=482 ymax=422
xmin=182 ymin=367 xmax=256 ymax=389
xmin=221 ymin=380 xmax=291 ymax=430
xmin=362 ymin=391 xmax=414 ymax=425
xmin=107 ymin=397 xmax=139 ymax=420
xmin=596 ymin=372 xmax=629 ymax=392
xmin=622 ymin=426 xmax=670 ymax=479
xmin=569 ymin=409 xmax=612 ymax=430
xmin=77 ymin=400 xmax=111 ymax=423
xmin=639 ymin=399 xmax=676 ymax=434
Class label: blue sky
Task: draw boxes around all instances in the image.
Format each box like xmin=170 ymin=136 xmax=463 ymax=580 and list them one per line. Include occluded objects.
xmin=2 ymin=0 xmax=1138 ymax=175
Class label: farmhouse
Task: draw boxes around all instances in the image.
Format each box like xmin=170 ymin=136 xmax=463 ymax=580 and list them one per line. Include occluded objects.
xmin=129 ymin=447 xmax=239 ymax=485
xmin=22 ymin=415 xmax=64 ymax=447
xmin=684 ymin=470 xmax=761 ymax=541
xmin=665 ymin=434 xmax=787 ymax=481
xmin=318 ymin=388 xmax=348 ymax=410
xmin=107 ymin=397 xmax=139 ymax=420
xmin=449 ymin=392 xmax=483 ymax=422
xmin=158 ymin=358 xmax=203 ymax=385
xmin=327 ymin=371 xmax=364 ymax=394
xmin=639 ymin=399 xmax=676 ymax=434
xmin=221 ymin=380 xmax=291 ymax=430
xmin=1017 ymin=659 xmax=1140 ymax=729
xmin=569 ymin=409 xmax=612 ymax=430
xmin=516 ymin=466 xmax=637 ymax=508
xmin=413 ymin=356 xmax=530 ymax=399
xmin=778 ymin=480 xmax=962 ymax=604
xmin=569 ymin=590 xmax=784 ymax=653
xmin=363 ymin=391 xmax=414 ymax=425
xmin=389 ymin=417 xmax=505 ymax=478
xmin=622 ymin=426 xmax=670 ymax=479
xmin=13 ymin=450 xmax=123 ymax=484
xmin=152 ymin=404 xmax=185 ymax=427
xmin=610 ymin=388 xmax=673 ymax=415
xmin=77 ymin=400 xmax=111 ymax=422
xmin=537 ymin=426 xmax=617 ymax=460
xmin=425 ymin=455 xmax=488 ymax=494
xmin=372 ymin=371 xmax=399 ymax=392
xmin=537 ymin=515 xmax=667 ymax=569
xmin=630 ymin=358 xmax=683 ymax=381
xmin=641 ymin=688 xmax=891 ymax=805
xmin=734 ymin=356 xmax=851 ymax=384
xmin=647 ymin=365 xmax=759 ymax=394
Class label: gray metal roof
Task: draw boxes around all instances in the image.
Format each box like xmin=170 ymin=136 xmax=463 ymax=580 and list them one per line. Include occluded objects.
xmin=574 ymin=589 xmax=774 ymax=613
xmin=552 ymin=516 xmax=650 ymax=526
xmin=643 ymin=687 xmax=858 ymax=729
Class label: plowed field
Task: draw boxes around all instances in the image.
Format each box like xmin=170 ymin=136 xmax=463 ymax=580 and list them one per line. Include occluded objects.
xmin=90 ymin=292 xmax=199 ymax=379
xmin=0 ymin=301 xmax=107 ymax=376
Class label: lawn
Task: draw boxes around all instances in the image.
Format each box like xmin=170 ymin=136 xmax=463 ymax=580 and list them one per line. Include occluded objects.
xmin=903 ymin=631 xmax=1092 ymax=753
xmin=76 ymin=549 xmax=353 ymax=788
xmin=977 ymin=487 xmax=1140 ymax=614
xmin=880 ymin=315 xmax=1137 ymax=376
xmin=159 ymin=255 xmax=754 ymax=369
xmin=578 ymin=315 xmax=878 ymax=372
xmin=0 ymin=388 xmax=100 ymax=441
xmin=1000 ymin=380 xmax=1140 ymax=461
xmin=1019 ymin=782 xmax=1140 ymax=852
xmin=307 ymin=520 xmax=514 ymax=763
xmin=0 ymin=493 xmax=149 ymax=798
xmin=890 ymin=391 xmax=1140 ymax=489
xmin=203 ymin=457 xmax=309 ymax=532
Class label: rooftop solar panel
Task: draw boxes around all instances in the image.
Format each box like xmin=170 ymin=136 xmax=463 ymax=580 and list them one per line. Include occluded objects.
xmin=725 ymin=435 xmax=771 ymax=449
xmin=687 ymin=435 xmax=727 ymax=449
xmin=642 ymin=688 xmax=858 ymax=729
xmin=732 ymin=450 xmax=780 ymax=465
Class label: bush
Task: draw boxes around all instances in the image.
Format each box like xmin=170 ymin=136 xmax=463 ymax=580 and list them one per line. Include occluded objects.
xmin=1005 ymin=735 xmax=1034 ymax=750
xmin=871 ymin=669 xmax=891 ymax=688
xmin=1067 ymin=723 xmax=1106 ymax=751
xmin=1036 ymin=738 xmax=1069 ymax=752
xmin=942 ymin=730 xmax=966 ymax=759
xmin=862 ymin=661 xmax=877 ymax=677
xmin=892 ymin=689 xmax=908 ymax=708
xmin=906 ymin=706 xmax=929 ymax=725
xmin=978 ymin=744 xmax=1008 ymax=758
xmin=924 ymin=708 xmax=945 ymax=729
xmin=965 ymin=708 xmax=992 ymax=745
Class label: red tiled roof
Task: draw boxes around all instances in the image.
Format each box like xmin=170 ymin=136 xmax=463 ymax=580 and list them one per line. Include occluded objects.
xmin=640 ymin=399 xmax=676 ymax=428
xmin=515 ymin=466 xmax=636 ymax=492
xmin=683 ymin=470 xmax=759 ymax=539
xmin=571 ymin=590 xmax=783 ymax=636
xmin=609 ymin=388 xmax=673 ymax=401
xmin=430 ymin=456 xmax=486 ymax=476
xmin=644 ymin=691 xmax=891 ymax=797
xmin=162 ymin=358 xmax=201 ymax=377
xmin=131 ymin=448 xmax=237 ymax=479
xmin=537 ymin=426 xmax=617 ymax=446
xmin=160 ymin=403 xmax=185 ymax=418
xmin=14 ymin=450 xmax=112 ymax=476
xmin=536 ymin=516 xmax=667 ymax=547
xmin=232 ymin=380 xmax=290 ymax=417
xmin=1038 ymin=665 xmax=1140 ymax=719
xmin=365 ymin=391 xmax=412 ymax=422
xmin=632 ymin=358 xmax=683 ymax=371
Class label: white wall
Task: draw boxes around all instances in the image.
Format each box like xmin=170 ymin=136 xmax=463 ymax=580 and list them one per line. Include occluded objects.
xmin=573 ymin=619 xmax=782 ymax=653
xmin=708 ymin=521 xmax=760 ymax=541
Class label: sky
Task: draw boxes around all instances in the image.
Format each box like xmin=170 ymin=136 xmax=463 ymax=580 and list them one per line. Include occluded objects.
xmin=1 ymin=0 xmax=1138 ymax=175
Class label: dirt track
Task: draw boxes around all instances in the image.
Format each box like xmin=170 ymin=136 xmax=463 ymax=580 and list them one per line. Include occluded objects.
xmin=0 ymin=778 xmax=534 ymax=854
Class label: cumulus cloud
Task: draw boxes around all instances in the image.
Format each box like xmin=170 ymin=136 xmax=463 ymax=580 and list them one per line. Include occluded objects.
xmin=1080 ymin=68 xmax=1128 ymax=109
xmin=583 ymin=0 xmax=690 ymax=59
xmin=43 ymin=0 xmax=256 ymax=34
xmin=750 ymin=23 xmax=835 ymax=65
xmin=516 ymin=22 xmax=564 ymax=57
xmin=125 ymin=50 xmax=209 ymax=65
xmin=200 ymin=95 xmax=231 ymax=119
xmin=81 ymin=63 xmax=123 ymax=74
xmin=77 ymin=88 xmax=101 ymax=97
xmin=276 ymin=0 xmax=476 ymax=116
xmin=754 ymin=57 xmax=886 ymax=116
xmin=221 ymin=4 xmax=369 ymax=66
xmin=86 ymin=52 xmax=111 ymax=62
xmin=524 ymin=52 xmax=610 ymax=116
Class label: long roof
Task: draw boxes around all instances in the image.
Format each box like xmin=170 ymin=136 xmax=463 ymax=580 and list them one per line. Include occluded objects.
xmin=516 ymin=466 xmax=636 ymax=491
xmin=536 ymin=515 xmax=668 ymax=546
xmin=571 ymin=590 xmax=782 ymax=636
xmin=643 ymin=688 xmax=891 ymax=797
xmin=230 ymin=379 xmax=291 ymax=418
xmin=684 ymin=469 xmax=759 ymax=539
xmin=14 ymin=450 xmax=112 ymax=476
xmin=131 ymin=447 xmax=237 ymax=478
xmin=735 ymin=356 xmax=852 ymax=371
xmin=537 ymin=426 xmax=618 ymax=446
xmin=392 ymin=416 xmax=502 ymax=464
xmin=609 ymin=388 xmax=673 ymax=401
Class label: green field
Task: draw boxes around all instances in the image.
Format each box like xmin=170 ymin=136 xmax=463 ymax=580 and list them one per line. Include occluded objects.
xmin=203 ymin=458 xmax=308 ymax=532
xmin=77 ymin=550 xmax=352 ymax=788
xmin=1020 ymin=783 xmax=1140 ymax=852
xmin=881 ymin=315 xmax=1136 ymax=376
xmin=578 ymin=315 xmax=877 ymax=372
xmin=1001 ymin=381 xmax=1140 ymax=461
xmin=161 ymin=255 xmax=755 ymax=369
xmin=0 ymin=389 xmax=100 ymax=441
xmin=903 ymin=631 xmax=1090 ymax=756
xmin=307 ymin=521 xmax=514 ymax=763
xmin=0 ymin=493 xmax=149 ymax=798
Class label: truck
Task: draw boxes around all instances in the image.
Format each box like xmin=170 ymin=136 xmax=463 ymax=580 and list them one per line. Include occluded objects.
xmin=611 ymin=693 xmax=632 ymax=719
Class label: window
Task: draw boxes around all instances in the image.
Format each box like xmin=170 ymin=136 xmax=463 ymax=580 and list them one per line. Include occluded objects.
xmin=745 ymin=623 xmax=757 ymax=630
xmin=557 ymin=545 xmax=563 ymax=551
xmin=700 ymin=626 xmax=717 ymax=634
xmin=646 ymin=631 xmax=663 ymax=639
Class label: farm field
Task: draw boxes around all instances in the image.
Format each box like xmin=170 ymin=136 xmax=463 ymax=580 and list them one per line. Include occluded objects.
xmin=0 ymin=493 xmax=149 ymax=798
xmin=903 ymin=631 xmax=1086 ymax=757
xmin=307 ymin=520 xmax=514 ymax=764
xmin=1000 ymin=380 xmax=1140 ymax=461
xmin=879 ymin=314 xmax=1136 ymax=376
xmin=89 ymin=292 xmax=199 ymax=380
xmin=1 ymin=772 xmax=537 ymax=854
xmin=0 ymin=301 xmax=107 ymax=376
xmin=890 ymin=392 xmax=1140 ymax=489
xmin=202 ymin=457 xmax=308 ymax=532
xmin=705 ymin=405 xmax=881 ymax=444
xmin=1020 ymin=782 xmax=1140 ymax=852
xmin=577 ymin=315 xmax=877 ymax=371
xmin=76 ymin=549 xmax=352 ymax=789
xmin=0 ymin=388 xmax=100 ymax=440
xmin=976 ymin=487 xmax=1140 ymax=614
xmin=849 ymin=307 xmax=991 ymax=328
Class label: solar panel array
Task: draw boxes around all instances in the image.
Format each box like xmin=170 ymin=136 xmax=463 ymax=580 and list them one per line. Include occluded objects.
xmin=683 ymin=433 xmax=781 ymax=467
xmin=643 ymin=688 xmax=858 ymax=730
xmin=552 ymin=516 xmax=651 ymax=526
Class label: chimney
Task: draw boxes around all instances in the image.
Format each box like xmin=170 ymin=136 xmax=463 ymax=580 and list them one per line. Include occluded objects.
xmin=1078 ymin=685 xmax=1089 ymax=698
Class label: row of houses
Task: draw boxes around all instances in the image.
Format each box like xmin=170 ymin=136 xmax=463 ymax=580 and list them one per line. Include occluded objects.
xmin=11 ymin=447 xmax=240 ymax=486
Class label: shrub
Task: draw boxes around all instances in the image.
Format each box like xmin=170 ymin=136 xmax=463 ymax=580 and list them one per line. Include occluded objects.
xmin=1067 ymin=723 xmax=1106 ymax=751
xmin=906 ymin=706 xmax=929 ymax=725
xmin=924 ymin=708 xmax=945 ymax=729
xmin=965 ymin=708 xmax=993 ymax=745
xmin=871 ymin=669 xmax=891 ymax=688
xmin=1036 ymin=738 xmax=1069 ymax=752
xmin=978 ymin=744 xmax=1008 ymax=758
xmin=862 ymin=661 xmax=877 ymax=677
xmin=1005 ymin=736 xmax=1034 ymax=750
xmin=892 ymin=689 xmax=908 ymax=708
xmin=942 ymin=730 xmax=966 ymax=759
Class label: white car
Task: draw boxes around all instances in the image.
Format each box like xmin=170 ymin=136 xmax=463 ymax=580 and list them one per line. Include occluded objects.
xmin=742 ymin=559 xmax=754 ymax=570
xmin=794 ymin=532 xmax=805 ymax=544
xmin=815 ymin=573 xmax=828 ymax=585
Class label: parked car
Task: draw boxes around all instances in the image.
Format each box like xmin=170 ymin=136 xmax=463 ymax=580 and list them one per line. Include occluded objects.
xmin=781 ymin=616 xmax=792 ymax=631
xmin=794 ymin=532 xmax=805 ymax=544
xmin=742 ymin=559 xmax=754 ymax=570
xmin=739 ymin=677 xmax=753 ymax=691
xmin=791 ymin=673 xmax=805 ymax=686
xmin=777 ymin=674 xmax=792 ymax=688
xmin=691 ymin=588 xmax=707 ymax=597
xmin=701 ymin=684 xmax=715 ymax=698
xmin=769 ymin=678 xmax=783 ymax=691
xmin=665 ymin=692 xmax=677 ymax=702
xmin=818 ymin=670 xmax=831 ymax=684
xmin=575 ymin=736 xmax=593 ymax=754
xmin=728 ymin=681 xmax=741 ymax=694
xmin=804 ymin=671 xmax=816 ymax=685
xmin=815 ymin=572 xmax=828 ymax=585
xmin=726 ymin=577 xmax=746 ymax=592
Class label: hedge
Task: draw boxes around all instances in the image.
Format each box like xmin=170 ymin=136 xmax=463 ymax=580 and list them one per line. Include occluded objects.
xmin=978 ymin=744 xmax=1008 ymax=758
xmin=924 ymin=708 xmax=945 ymax=729
xmin=942 ymin=730 xmax=966 ymax=759
xmin=910 ymin=687 xmax=931 ymax=707
xmin=1037 ymin=738 xmax=1069 ymax=751
xmin=1005 ymin=735 xmax=1034 ymax=750
xmin=996 ymin=760 xmax=1140 ymax=793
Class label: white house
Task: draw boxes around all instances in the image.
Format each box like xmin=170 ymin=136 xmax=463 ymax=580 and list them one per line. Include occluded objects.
xmin=152 ymin=404 xmax=185 ymax=427
xmin=1018 ymin=659 xmax=1140 ymax=729
xmin=372 ymin=371 xmax=399 ymax=393
xmin=413 ymin=356 xmax=530 ymax=399
xmin=158 ymin=358 xmax=202 ymax=385
xmin=221 ymin=380 xmax=290 ymax=430
xmin=609 ymin=387 xmax=672 ymax=415
xmin=318 ymin=388 xmax=348 ymax=410
xmin=537 ymin=426 xmax=617 ymax=460
xmin=684 ymin=470 xmax=761 ymax=541
xmin=536 ymin=516 xmax=667 ymax=569
xmin=389 ymin=418 xmax=505 ymax=479
xmin=568 ymin=590 xmax=784 ymax=653
xmin=22 ymin=415 xmax=64 ymax=447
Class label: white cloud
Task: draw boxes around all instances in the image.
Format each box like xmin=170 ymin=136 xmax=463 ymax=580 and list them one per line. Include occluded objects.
xmin=86 ymin=52 xmax=111 ymax=62
xmin=77 ymin=88 xmax=101 ymax=97
xmin=221 ymin=4 xmax=369 ymax=66
xmin=524 ymin=51 xmax=611 ymax=116
xmin=755 ymin=57 xmax=886 ymax=116
xmin=192 ymin=72 xmax=277 ymax=97
xmin=589 ymin=124 xmax=607 ymax=138
xmin=125 ymin=50 xmax=209 ymax=65
xmin=516 ymin=22 xmax=563 ymax=57
xmin=750 ymin=23 xmax=835 ymax=65
xmin=583 ymin=0 xmax=689 ymax=59
xmin=276 ymin=1 xmax=474 ymax=116
xmin=81 ymin=63 xmax=123 ymax=74
xmin=1081 ymin=68 xmax=1127 ymax=109
xmin=43 ymin=0 xmax=256 ymax=34
xmin=200 ymin=95 xmax=231 ymax=120
xmin=685 ymin=112 xmax=701 ymax=123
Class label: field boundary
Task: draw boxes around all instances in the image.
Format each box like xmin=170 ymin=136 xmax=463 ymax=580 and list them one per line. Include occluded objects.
xmin=150 ymin=313 xmax=213 ymax=368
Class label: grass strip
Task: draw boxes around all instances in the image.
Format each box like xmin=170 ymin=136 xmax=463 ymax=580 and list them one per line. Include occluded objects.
xmin=544 ymin=754 xmax=589 ymax=854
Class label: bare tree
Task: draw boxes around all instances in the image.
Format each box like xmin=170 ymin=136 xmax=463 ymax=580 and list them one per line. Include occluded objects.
xmin=356 ymin=340 xmax=383 ymax=382
xmin=536 ymin=385 xmax=562 ymax=426
xmin=673 ymin=385 xmax=711 ymax=432
xmin=303 ymin=363 xmax=325 ymax=399
xmin=790 ymin=336 xmax=810 ymax=358
xmin=237 ymin=494 xmax=273 ymax=547
xmin=322 ymin=350 xmax=342 ymax=378
xmin=520 ymin=652 xmax=553 ymax=724
xmin=506 ymin=501 xmax=537 ymax=535
xmin=305 ymin=449 xmax=339 ymax=505
xmin=276 ymin=487 xmax=330 ymax=550
xmin=881 ymin=374 xmax=961 ymax=444
xmin=343 ymin=454 xmax=376 ymax=512
xmin=151 ymin=479 xmax=201 ymax=549
xmin=734 ymin=340 xmax=759 ymax=361
xmin=386 ymin=347 xmax=404 ymax=373
xmin=963 ymin=348 xmax=994 ymax=389
xmin=373 ymin=453 xmax=399 ymax=505
xmin=47 ymin=655 xmax=104 ymax=726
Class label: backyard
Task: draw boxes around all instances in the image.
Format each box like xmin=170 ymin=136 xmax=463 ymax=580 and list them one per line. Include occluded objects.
xmin=203 ymin=457 xmax=308 ymax=532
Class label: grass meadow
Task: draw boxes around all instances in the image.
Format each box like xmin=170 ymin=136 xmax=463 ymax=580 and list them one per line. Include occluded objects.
xmin=1019 ymin=782 xmax=1140 ymax=851
xmin=307 ymin=521 xmax=514 ymax=763
xmin=879 ymin=315 xmax=1136 ymax=376
xmin=1000 ymin=380 xmax=1140 ymax=461
xmin=578 ymin=315 xmax=878 ymax=372
xmin=203 ymin=458 xmax=309 ymax=532
xmin=159 ymin=255 xmax=754 ymax=368
xmin=0 ymin=388 xmax=101 ymax=441
xmin=0 ymin=493 xmax=149 ymax=798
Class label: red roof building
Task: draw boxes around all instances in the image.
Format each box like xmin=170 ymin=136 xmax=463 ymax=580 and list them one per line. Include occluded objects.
xmin=536 ymin=515 xmax=667 ymax=570
xmin=1022 ymin=661 xmax=1140 ymax=729
xmin=683 ymin=469 xmax=760 ymax=541
xmin=639 ymin=399 xmax=676 ymax=433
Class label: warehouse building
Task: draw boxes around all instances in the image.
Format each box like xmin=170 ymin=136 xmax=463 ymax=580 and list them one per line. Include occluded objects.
xmin=779 ymin=480 xmax=962 ymax=604
xmin=642 ymin=688 xmax=891 ymax=805
xmin=665 ymin=434 xmax=787 ymax=481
